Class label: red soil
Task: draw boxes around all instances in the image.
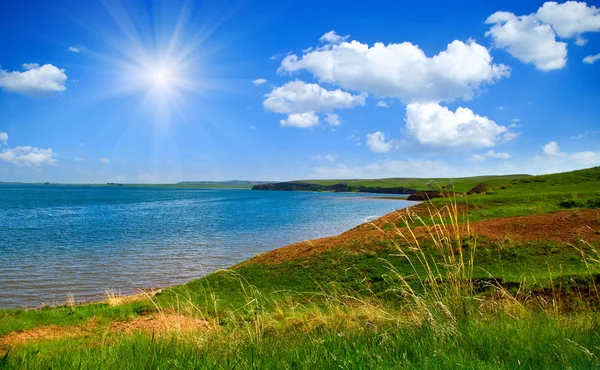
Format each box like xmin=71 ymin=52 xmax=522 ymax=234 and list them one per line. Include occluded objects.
xmin=246 ymin=206 xmax=600 ymax=264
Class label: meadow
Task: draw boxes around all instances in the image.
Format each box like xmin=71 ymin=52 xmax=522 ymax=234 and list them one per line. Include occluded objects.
xmin=1 ymin=167 xmax=599 ymax=369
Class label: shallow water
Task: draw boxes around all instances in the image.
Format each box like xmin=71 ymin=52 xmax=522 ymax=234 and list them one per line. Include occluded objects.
xmin=0 ymin=185 xmax=413 ymax=308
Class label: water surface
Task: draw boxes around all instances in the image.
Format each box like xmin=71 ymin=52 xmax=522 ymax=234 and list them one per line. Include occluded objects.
xmin=0 ymin=185 xmax=413 ymax=308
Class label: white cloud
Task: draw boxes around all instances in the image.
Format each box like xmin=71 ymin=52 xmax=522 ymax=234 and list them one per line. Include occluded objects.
xmin=535 ymin=140 xmax=600 ymax=172
xmin=98 ymin=157 xmax=110 ymax=164
xmin=347 ymin=133 xmax=361 ymax=146
xmin=536 ymin=1 xmax=600 ymax=39
xmin=249 ymin=125 xmax=257 ymax=130
xmin=325 ymin=113 xmax=341 ymax=126
xmin=366 ymin=131 xmax=393 ymax=153
xmin=252 ymin=78 xmax=267 ymax=85
xmin=571 ymin=133 xmax=584 ymax=139
xmin=137 ymin=172 xmax=161 ymax=183
xmin=73 ymin=157 xmax=85 ymax=162
xmin=279 ymin=112 xmax=319 ymax=128
xmin=264 ymin=80 xmax=366 ymax=114
xmin=405 ymin=102 xmax=509 ymax=149
xmin=472 ymin=150 xmax=512 ymax=161
xmin=0 ymin=146 xmax=57 ymax=167
xmin=319 ymin=30 xmax=349 ymax=44
xmin=503 ymin=131 xmax=521 ymax=142
xmin=311 ymin=159 xmax=451 ymax=179
xmin=570 ymin=151 xmax=600 ymax=165
xmin=575 ymin=37 xmax=588 ymax=45
xmin=485 ymin=12 xmax=567 ymax=71
xmin=583 ymin=53 xmax=600 ymax=64
xmin=67 ymin=47 xmax=80 ymax=53
xmin=543 ymin=141 xmax=562 ymax=155
xmin=376 ymin=101 xmax=389 ymax=108
xmin=22 ymin=63 xmax=40 ymax=70
xmin=0 ymin=132 xmax=7 ymax=145
xmin=312 ymin=154 xmax=336 ymax=162
xmin=0 ymin=63 xmax=67 ymax=96
xmin=279 ymin=37 xmax=509 ymax=103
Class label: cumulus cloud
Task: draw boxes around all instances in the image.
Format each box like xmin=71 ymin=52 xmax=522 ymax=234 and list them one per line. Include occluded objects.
xmin=279 ymin=112 xmax=319 ymax=128
xmin=67 ymin=47 xmax=80 ymax=53
xmin=319 ymin=30 xmax=349 ymax=44
xmin=312 ymin=154 xmax=336 ymax=162
xmin=583 ymin=53 xmax=600 ymax=64
xmin=485 ymin=2 xmax=600 ymax=71
xmin=366 ymin=131 xmax=393 ymax=153
xmin=405 ymin=102 xmax=510 ymax=149
xmin=541 ymin=140 xmax=600 ymax=164
xmin=376 ymin=101 xmax=389 ymax=108
xmin=0 ymin=63 xmax=67 ymax=96
xmin=503 ymin=131 xmax=521 ymax=142
xmin=536 ymin=1 xmax=600 ymax=39
xmin=137 ymin=172 xmax=161 ymax=183
xmin=347 ymin=133 xmax=361 ymax=146
xmin=543 ymin=141 xmax=563 ymax=155
xmin=472 ymin=150 xmax=512 ymax=161
xmin=0 ymin=146 xmax=57 ymax=167
xmin=279 ymin=37 xmax=509 ymax=103
xmin=325 ymin=113 xmax=341 ymax=126
xmin=98 ymin=157 xmax=110 ymax=164
xmin=485 ymin=12 xmax=567 ymax=71
xmin=311 ymin=159 xmax=451 ymax=179
xmin=73 ymin=157 xmax=85 ymax=162
xmin=252 ymin=78 xmax=267 ymax=85
xmin=535 ymin=140 xmax=600 ymax=172
xmin=0 ymin=133 xmax=57 ymax=167
xmin=263 ymin=80 xmax=366 ymax=114
xmin=569 ymin=151 xmax=600 ymax=165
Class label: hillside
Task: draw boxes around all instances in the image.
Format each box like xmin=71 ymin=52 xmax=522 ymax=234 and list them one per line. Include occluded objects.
xmin=252 ymin=173 xmax=530 ymax=194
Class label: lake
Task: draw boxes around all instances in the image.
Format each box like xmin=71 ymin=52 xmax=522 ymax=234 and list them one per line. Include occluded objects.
xmin=0 ymin=185 xmax=414 ymax=308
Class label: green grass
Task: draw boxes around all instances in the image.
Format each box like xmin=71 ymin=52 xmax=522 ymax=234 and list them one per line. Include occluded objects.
xmin=295 ymin=174 xmax=530 ymax=193
xmin=4 ymin=312 xmax=599 ymax=369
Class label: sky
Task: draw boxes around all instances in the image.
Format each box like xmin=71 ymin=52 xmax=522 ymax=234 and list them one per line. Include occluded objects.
xmin=0 ymin=0 xmax=599 ymax=183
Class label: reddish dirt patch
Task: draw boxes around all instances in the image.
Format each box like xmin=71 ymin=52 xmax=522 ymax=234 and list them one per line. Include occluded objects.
xmin=246 ymin=207 xmax=600 ymax=265
xmin=0 ymin=325 xmax=89 ymax=354
xmin=471 ymin=210 xmax=600 ymax=242
xmin=244 ymin=203 xmax=446 ymax=264
xmin=0 ymin=313 xmax=210 ymax=354
xmin=111 ymin=314 xmax=210 ymax=336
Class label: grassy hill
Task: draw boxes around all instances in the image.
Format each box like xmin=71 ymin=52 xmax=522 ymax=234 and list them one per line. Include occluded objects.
xmin=295 ymin=173 xmax=530 ymax=193
xmin=253 ymin=174 xmax=531 ymax=194
xmin=1 ymin=167 xmax=599 ymax=368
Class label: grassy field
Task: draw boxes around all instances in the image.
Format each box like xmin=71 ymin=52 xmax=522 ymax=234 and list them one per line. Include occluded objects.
xmin=1 ymin=167 xmax=600 ymax=369
xmin=295 ymin=173 xmax=530 ymax=193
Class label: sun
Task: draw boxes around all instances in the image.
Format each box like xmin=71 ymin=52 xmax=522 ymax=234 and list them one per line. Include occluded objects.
xmin=93 ymin=0 xmax=224 ymax=124
xmin=141 ymin=64 xmax=176 ymax=90
xmin=152 ymin=69 xmax=169 ymax=86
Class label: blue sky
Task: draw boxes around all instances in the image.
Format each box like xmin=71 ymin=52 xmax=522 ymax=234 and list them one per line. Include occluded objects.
xmin=0 ymin=0 xmax=599 ymax=183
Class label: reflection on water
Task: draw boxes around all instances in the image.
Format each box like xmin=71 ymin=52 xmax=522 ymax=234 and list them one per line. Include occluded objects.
xmin=0 ymin=185 xmax=413 ymax=308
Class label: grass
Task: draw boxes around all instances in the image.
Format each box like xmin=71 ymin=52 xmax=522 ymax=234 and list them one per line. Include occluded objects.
xmin=1 ymin=167 xmax=600 ymax=368
xmin=295 ymin=174 xmax=530 ymax=193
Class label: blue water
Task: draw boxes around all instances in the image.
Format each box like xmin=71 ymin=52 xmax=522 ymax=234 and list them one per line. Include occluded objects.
xmin=0 ymin=185 xmax=414 ymax=308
